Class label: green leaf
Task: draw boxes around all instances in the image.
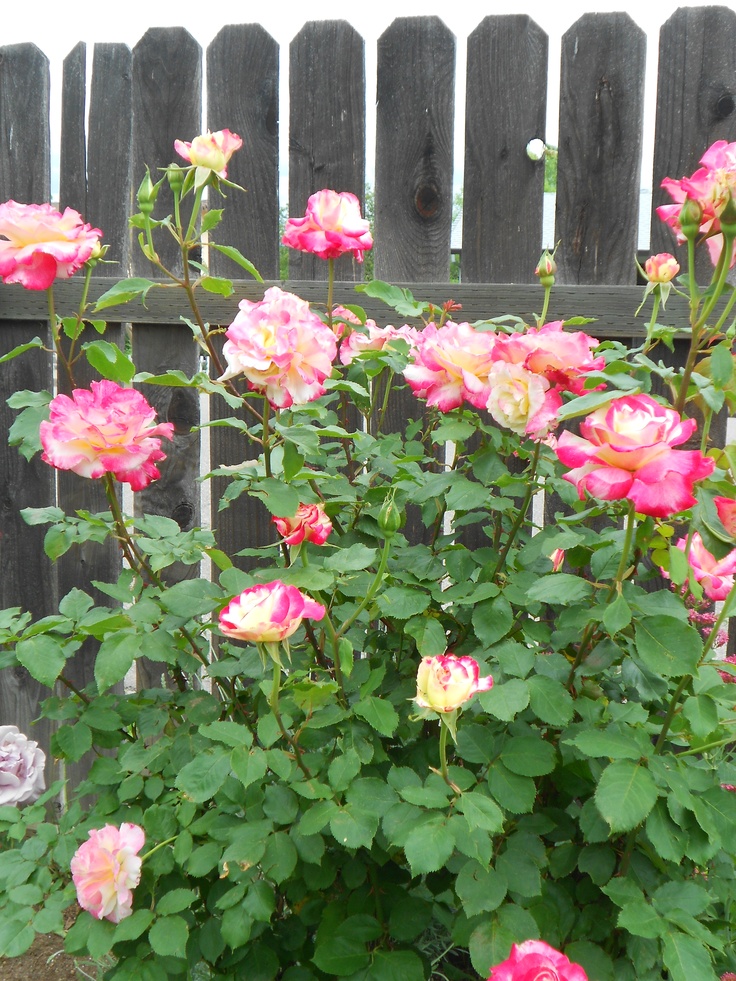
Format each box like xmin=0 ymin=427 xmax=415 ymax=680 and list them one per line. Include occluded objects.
xmin=557 ymin=389 xmax=634 ymax=422
xmin=0 ymin=336 xmax=43 ymax=364
xmin=526 ymin=573 xmax=593 ymax=605
xmin=200 ymin=720 xmax=252 ymax=748
xmin=113 ymin=909 xmax=154 ymax=943
xmin=457 ymin=791 xmax=504 ymax=832
xmin=455 ymin=860 xmax=507 ymax=917
xmin=354 ymin=949 xmax=426 ymax=981
xmin=200 ymin=275 xmax=233 ymax=296
xmin=567 ymin=724 xmax=649 ymax=761
xmin=662 ymin=932 xmax=717 ymax=981
xmin=354 ymin=696 xmax=399 ymax=737
xmin=617 ymin=901 xmax=666 ymax=939
xmin=95 ymin=631 xmax=142 ymax=692
xmin=354 ymin=279 xmax=425 ymax=317
xmin=8 ymin=402 xmax=49 ymax=460
xmin=478 ymin=679 xmax=530 ymax=722
xmin=312 ymin=926 xmax=370 ymax=976
xmin=603 ymin=592 xmax=632 ymax=635
xmin=15 ymin=635 xmax=65 ymax=687
xmin=681 ymin=694 xmax=719 ymax=739
xmin=634 ymin=616 xmax=701 ymax=677
xmin=500 ymin=734 xmax=557 ymax=776
xmin=564 ymin=941 xmax=615 ymax=981
xmin=329 ymin=807 xmax=378 ymax=850
xmin=209 ymin=243 xmax=263 ymax=281
xmin=94 ymin=277 xmax=158 ymax=311
xmin=82 ymin=340 xmax=136 ymax=383
xmin=325 ymin=543 xmax=378 ymax=572
xmin=250 ymin=478 xmax=301 ymax=518
xmin=595 ymin=760 xmax=658 ymax=832
xmin=148 ymin=914 xmax=189 ymax=957
xmin=487 ymin=762 xmax=537 ymax=814
xmin=155 ymin=889 xmax=197 ymax=916
xmin=375 ymin=586 xmax=430 ymax=619
xmin=473 ymin=595 xmax=514 ymax=646
xmin=527 ymin=675 xmax=574 ymax=725
xmin=175 ymin=749 xmax=231 ymax=802
xmin=468 ymin=905 xmax=539 ymax=978
xmin=404 ymin=815 xmax=454 ymax=875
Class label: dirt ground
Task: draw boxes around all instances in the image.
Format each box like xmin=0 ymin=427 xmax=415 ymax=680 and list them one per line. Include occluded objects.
xmin=0 ymin=932 xmax=82 ymax=980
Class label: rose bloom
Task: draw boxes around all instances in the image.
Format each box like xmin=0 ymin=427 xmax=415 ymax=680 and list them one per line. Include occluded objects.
xmin=0 ymin=200 xmax=102 ymax=291
xmin=219 ymin=287 xmax=337 ymax=408
xmin=492 ymin=322 xmax=604 ymax=396
xmin=657 ymin=140 xmax=736 ymax=267
xmin=715 ymin=497 xmax=736 ymax=537
xmin=340 ymin=320 xmax=419 ymax=365
xmin=70 ymin=823 xmax=145 ymax=924
xmin=273 ymin=503 xmax=332 ymax=545
xmin=674 ymin=532 xmax=736 ymax=601
xmin=486 ymin=362 xmax=562 ymax=438
xmin=404 ymin=321 xmax=497 ymax=410
xmin=555 ymin=394 xmax=715 ymax=518
xmin=414 ymin=654 xmax=493 ymax=714
xmin=0 ymin=726 xmax=46 ymax=806
xmin=174 ymin=129 xmax=242 ymax=180
xmin=488 ymin=940 xmax=588 ymax=981
xmin=219 ymin=581 xmax=325 ymax=643
xmin=282 ymin=189 xmax=373 ymax=262
xmin=645 ymin=252 xmax=680 ymax=283
xmin=40 ymin=380 xmax=174 ymax=491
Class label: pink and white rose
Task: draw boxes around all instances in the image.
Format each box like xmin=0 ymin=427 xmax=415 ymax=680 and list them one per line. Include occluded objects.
xmin=486 ymin=362 xmax=562 ymax=438
xmin=0 ymin=726 xmax=46 ymax=806
xmin=273 ymin=503 xmax=332 ymax=546
xmin=715 ymin=496 xmax=736 ymax=537
xmin=40 ymin=381 xmax=174 ymax=491
xmin=404 ymin=321 xmax=497 ymax=411
xmin=282 ymin=189 xmax=373 ymax=262
xmin=339 ymin=321 xmax=419 ymax=365
xmin=555 ymin=394 xmax=715 ymax=518
xmin=174 ymin=129 xmax=242 ymax=184
xmin=71 ymin=823 xmax=145 ymax=923
xmin=219 ymin=582 xmax=325 ymax=643
xmin=492 ymin=321 xmax=603 ymax=396
xmin=219 ymin=287 xmax=337 ymax=408
xmin=414 ymin=654 xmax=493 ymax=714
xmin=673 ymin=532 xmax=736 ymax=601
xmin=488 ymin=940 xmax=588 ymax=981
xmin=0 ymin=201 xmax=102 ymax=291
xmin=645 ymin=253 xmax=680 ymax=283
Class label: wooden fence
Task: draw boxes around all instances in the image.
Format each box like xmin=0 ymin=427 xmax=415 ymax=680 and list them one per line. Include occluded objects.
xmin=1 ymin=7 xmax=736 ymax=769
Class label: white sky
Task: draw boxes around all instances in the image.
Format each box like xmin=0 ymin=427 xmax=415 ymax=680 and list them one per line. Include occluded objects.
xmin=2 ymin=0 xmax=731 ymax=239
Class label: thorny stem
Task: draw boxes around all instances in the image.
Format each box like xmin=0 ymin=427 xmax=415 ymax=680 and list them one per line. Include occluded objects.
xmin=269 ymin=659 xmax=313 ymax=779
xmin=539 ymin=284 xmax=552 ymax=326
xmin=438 ymin=719 xmax=450 ymax=784
xmin=142 ymin=835 xmax=178 ymax=862
xmin=492 ymin=441 xmax=541 ymax=580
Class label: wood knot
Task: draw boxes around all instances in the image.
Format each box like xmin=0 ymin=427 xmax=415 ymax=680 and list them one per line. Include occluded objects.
xmin=715 ymin=92 xmax=735 ymax=120
xmin=415 ymin=184 xmax=440 ymax=219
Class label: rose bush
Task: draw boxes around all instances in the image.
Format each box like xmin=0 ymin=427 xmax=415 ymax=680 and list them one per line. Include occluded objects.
xmin=1 ymin=138 xmax=736 ymax=981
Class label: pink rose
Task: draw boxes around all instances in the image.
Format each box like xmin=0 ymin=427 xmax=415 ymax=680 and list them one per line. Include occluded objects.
xmin=404 ymin=321 xmax=497 ymax=411
xmin=657 ymin=140 xmax=736 ymax=267
xmin=39 ymin=380 xmax=174 ymax=491
xmin=414 ymin=654 xmax=493 ymax=714
xmin=492 ymin=322 xmax=604 ymax=396
xmin=174 ymin=129 xmax=242 ymax=181
xmin=0 ymin=200 xmax=102 ymax=290
xmin=219 ymin=582 xmax=325 ymax=643
xmin=717 ymin=655 xmax=736 ymax=684
xmin=549 ymin=548 xmax=565 ymax=572
xmin=644 ymin=253 xmax=680 ymax=283
xmin=488 ymin=940 xmax=588 ymax=981
xmin=0 ymin=726 xmax=46 ymax=806
xmin=486 ymin=362 xmax=562 ymax=438
xmin=273 ymin=503 xmax=332 ymax=545
xmin=339 ymin=321 xmax=419 ymax=365
xmin=282 ymin=189 xmax=373 ymax=262
xmin=219 ymin=287 xmax=337 ymax=408
xmin=71 ymin=823 xmax=145 ymax=923
xmin=715 ymin=497 xmax=736 ymax=537
xmin=674 ymin=532 xmax=736 ymax=601
xmin=555 ymin=394 xmax=715 ymax=518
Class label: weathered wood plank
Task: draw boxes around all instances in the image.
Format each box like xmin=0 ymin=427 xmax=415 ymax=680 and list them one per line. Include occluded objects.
xmin=374 ymin=16 xmax=455 ymax=283
xmin=462 ymin=16 xmax=548 ymax=283
xmin=650 ymin=6 xmax=736 ymax=265
xmin=60 ymin=42 xmax=86 ymax=215
xmin=131 ymin=28 xmax=203 ymax=687
xmin=0 ymin=43 xmax=54 ymax=761
xmin=288 ymin=20 xmax=366 ymax=282
xmin=0 ymin=277 xmax=705 ymax=337
xmin=556 ymin=13 xmax=646 ymax=285
xmin=207 ymin=25 xmax=280 ymax=569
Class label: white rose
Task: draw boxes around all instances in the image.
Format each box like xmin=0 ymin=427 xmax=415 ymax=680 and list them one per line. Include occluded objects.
xmin=0 ymin=725 xmax=46 ymax=805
